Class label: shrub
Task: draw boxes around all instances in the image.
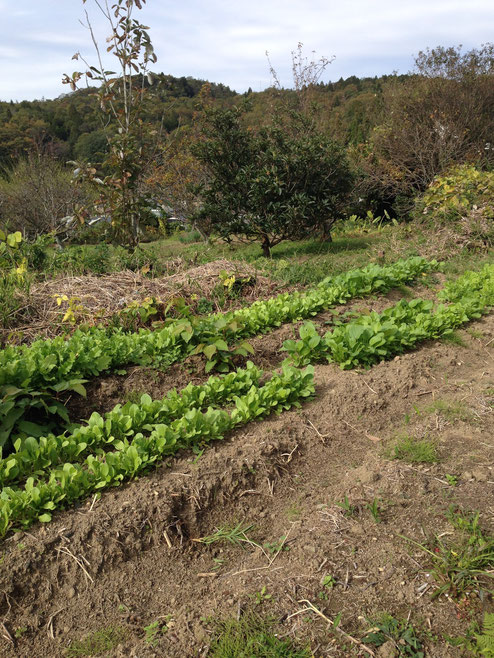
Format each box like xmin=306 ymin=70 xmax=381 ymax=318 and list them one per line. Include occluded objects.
xmin=414 ymin=165 xmax=494 ymax=248
xmin=415 ymin=165 xmax=494 ymax=223
xmin=179 ymin=229 xmax=202 ymax=244
xmin=358 ymin=44 xmax=494 ymax=215
xmin=0 ymin=154 xmax=90 ymax=238
xmin=0 ymin=229 xmax=31 ymax=331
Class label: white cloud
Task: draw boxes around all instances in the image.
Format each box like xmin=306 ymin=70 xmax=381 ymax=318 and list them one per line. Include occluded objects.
xmin=0 ymin=0 xmax=493 ymax=100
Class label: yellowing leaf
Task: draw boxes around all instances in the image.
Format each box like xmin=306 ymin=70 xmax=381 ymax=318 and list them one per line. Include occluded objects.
xmin=203 ymin=344 xmax=217 ymax=359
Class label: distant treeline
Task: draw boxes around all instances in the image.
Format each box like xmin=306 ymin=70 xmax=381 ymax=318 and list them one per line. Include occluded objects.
xmin=1 ymin=44 xmax=493 ymax=226
xmin=0 ymin=74 xmax=237 ymax=166
xmin=0 ymin=72 xmax=409 ymax=167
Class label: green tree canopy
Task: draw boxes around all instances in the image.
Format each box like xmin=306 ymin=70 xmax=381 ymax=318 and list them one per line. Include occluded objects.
xmin=193 ymin=104 xmax=354 ymax=256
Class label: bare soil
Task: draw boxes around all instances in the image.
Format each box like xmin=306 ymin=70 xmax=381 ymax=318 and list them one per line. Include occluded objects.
xmin=1 ymin=303 xmax=494 ymax=656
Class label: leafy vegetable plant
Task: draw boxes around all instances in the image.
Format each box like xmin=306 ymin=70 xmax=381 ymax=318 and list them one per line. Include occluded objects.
xmin=283 ymin=263 xmax=494 ymax=370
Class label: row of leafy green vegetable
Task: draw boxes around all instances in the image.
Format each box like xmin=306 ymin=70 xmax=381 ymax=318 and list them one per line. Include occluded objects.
xmin=0 ymin=364 xmax=315 ymax=536
xmin=0 ymin=256 xmax=437 ymax=449
xmin=282 ymin=263 xmax=494 ymax=369
xmin=0 ymin=363 xmax=263 ymax=487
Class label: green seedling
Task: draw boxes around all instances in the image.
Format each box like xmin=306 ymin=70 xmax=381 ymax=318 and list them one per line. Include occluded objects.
xmin=191 ymin=446 xmax=204 ymax=464
xmin=252 ymin=586 xmax=272 ymax=605
xmin=445 ymin=474 xmax=459 ymax=486
xmin=318 ymin=574 xmax=336 ymax=600
xmin=14 ymin=627 xmax=27 ymax=638
xmin=144 ymin=617 xmax=171 ymax=646
xmin=335 ymin=496 xmax=355 ymax=517
xmin=263 ymin=536 xmax=290 ymax=555
xmin=321 ymin=574 xmax=336 ymax=589
xmin=367 ymin=498 xmax=382 ymax=523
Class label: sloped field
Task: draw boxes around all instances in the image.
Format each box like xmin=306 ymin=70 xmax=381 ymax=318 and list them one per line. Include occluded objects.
xmin=1 ymin=258 xmax=494 ymax=657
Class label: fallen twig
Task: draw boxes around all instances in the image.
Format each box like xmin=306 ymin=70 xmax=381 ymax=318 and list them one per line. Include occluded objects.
xmin=288 ymin=599 xmax=375 ymax=656
xmin=229 ymin=526 xmax=295 ymax=577
xmin=0 ymin=621 xmax=14 ymax=646
xmin=163 ymin=530 xmax=172 ymax=549
xmin=360 ymin=378 xmax=378 ymax=395
xmin=46 ymin=608 xmax=64 ymax=640
xmin=306 ymin=420 xmax=329 ymax=442
xmin=56 ymin=547 xmax=94 ymax=584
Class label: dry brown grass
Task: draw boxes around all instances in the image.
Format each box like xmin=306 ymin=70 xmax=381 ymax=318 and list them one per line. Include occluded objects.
xmin=3 ymin=259 xmax=283 ymax=345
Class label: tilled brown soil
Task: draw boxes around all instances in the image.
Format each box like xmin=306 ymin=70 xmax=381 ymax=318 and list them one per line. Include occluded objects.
xmin=2 ymin=313 xmax=494 ymax=656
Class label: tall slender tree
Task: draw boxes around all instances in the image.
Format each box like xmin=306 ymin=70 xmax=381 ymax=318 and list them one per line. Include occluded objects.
xmin=63 ymin=0 xmax=157 ymax=245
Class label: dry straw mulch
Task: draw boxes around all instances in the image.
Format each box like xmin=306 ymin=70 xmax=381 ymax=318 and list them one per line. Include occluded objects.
xmin=4 ymin=259 xmax=283 ymax=344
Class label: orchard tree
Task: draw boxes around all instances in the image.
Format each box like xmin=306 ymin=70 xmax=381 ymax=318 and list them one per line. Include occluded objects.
xmin=63 ymin=0 xmax=157 ymax=245
xmin=193 ymin=103 xmax=353 ymax=257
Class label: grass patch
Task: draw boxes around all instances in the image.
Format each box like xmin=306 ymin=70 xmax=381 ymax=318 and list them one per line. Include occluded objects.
xmin=389 ymin=436 xmax=439 ymax=463
xmin=440 ymin=330 xmax=467 ymax=347
xmin=335 ymin=495 xmax=356 ymax=517
xmin=149 ymin=232 xmax=385 ymax=285
xmin=178 ymin=229 xmax=202 ymax=244
xmin=122 ymin=390 xmax=146 ymax=405
xmin=426 ymin=399 xmax=473 ymax=423
xmin=193 ymin=522 xmax=255 ymax=548
xmin=467 ymin=328 xmax=484 ymax=340
xmin=402 ymin=508 xmax=494 ymax=600
xmin=394 ymin=283 xmax=414 ymax=299
xmin=362 ymin=614 xmax=424 ymax=656
xmin=440 ymin=248 xmax=494 ymax=277
xmin=66 ymin=626 xmax=128 ymax=657
xmin=208 ymin=612 xmax=311 ymax=658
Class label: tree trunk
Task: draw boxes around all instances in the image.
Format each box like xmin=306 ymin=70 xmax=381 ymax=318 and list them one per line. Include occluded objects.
xmin=320 ymin=218 xmax=335 ymax=242
xmin=261 ymin=236 xmax=272 ymax=258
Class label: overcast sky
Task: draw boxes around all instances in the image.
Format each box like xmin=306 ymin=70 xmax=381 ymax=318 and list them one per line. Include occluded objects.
xmin=1 ymin=0 xmax=493 ymax=101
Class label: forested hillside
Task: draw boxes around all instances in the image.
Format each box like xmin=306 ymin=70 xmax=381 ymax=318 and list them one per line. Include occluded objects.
xmin=0 ymin=71 xmax=402 ymax=167
xmin=0 ymin=73 xmax=237 ymax=165
xmin=1 ymin=43 xmax=492 ymax=242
